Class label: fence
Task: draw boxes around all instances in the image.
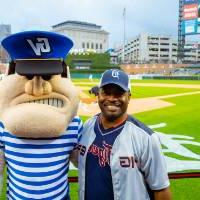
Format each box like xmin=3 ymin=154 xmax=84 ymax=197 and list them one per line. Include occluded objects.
xmin=68 ymin=172 xmax=200 ymax=183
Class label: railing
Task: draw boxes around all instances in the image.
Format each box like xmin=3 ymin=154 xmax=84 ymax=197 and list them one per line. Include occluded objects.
xmin=68 ymin=172 xmax=200 ymax=183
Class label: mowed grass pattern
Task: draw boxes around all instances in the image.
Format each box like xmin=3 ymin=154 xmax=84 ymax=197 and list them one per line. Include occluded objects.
xmin=0 ymin=79 xmax=200 ymax=199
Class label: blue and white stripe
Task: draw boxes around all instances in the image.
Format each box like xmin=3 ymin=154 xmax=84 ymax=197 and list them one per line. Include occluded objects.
xmin=0 ymin=116 xmax=82 ymax=200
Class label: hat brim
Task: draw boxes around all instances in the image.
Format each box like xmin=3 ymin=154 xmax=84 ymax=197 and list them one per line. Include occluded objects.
xmin=15 ymin=59 xmax=63 ymax=76
xmin=100 ymin=81 xmax=129 ymax=92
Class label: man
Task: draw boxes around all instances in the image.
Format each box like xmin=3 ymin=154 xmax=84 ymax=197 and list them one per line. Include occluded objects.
xmin=89 ymin=85 xmax=99 ymax=96
xmin=0 ymin=31 xmax=82 ymax=199
xmin=78 ymin=69 xmax=171 ymax=200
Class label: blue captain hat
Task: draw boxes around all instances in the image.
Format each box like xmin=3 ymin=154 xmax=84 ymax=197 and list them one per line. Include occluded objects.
xmin=1 ymin=31 xmax=73 ymax=75
xmin=100 ymin=69 xmax=131 ymax=92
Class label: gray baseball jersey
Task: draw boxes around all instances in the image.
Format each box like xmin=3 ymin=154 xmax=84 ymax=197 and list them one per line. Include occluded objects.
xmin=78 ymin=115 xmax=170 ymax=200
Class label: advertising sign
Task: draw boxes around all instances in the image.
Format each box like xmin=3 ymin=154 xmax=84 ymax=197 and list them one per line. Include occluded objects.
xmin=182 ymin=0 xmax=200 ymax=35
xmin=182 ymin=19 xmax=198 ymax=34
xmin=184 ymin=0 xmax=198 ymax=4
xmin=183 ymin=4 xmax=198 ymax=20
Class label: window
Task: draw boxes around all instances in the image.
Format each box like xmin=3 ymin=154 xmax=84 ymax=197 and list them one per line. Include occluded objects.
xmin=100 ymin=44 xmax=102 ymax=49
xmin=96 ymin=43 xmax=98 ymax=49
xmin=82 ymin=42 xmax=85 ymax=48
xmin=87 ymin=43 xmax=89 ymax=49
xmin=91 ymin=43 xmax=94 ymax=49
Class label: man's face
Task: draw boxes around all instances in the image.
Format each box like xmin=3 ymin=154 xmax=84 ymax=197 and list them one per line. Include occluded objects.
xmin=98 ymin=84 xmax=130 ymax=121
xmin=0 ymin=74 xmax=79 ymax=138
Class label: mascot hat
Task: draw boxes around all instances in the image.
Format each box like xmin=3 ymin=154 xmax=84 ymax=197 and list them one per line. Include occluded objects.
xmin=1 ymin=31 xmax=73 ymax=75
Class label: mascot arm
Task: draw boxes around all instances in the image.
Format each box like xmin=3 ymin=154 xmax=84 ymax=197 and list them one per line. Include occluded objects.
xmin=0 ymin=149 xmax=5 ymax=194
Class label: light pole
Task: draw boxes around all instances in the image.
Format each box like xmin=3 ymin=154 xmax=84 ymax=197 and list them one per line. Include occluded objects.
xmin=123 ymin=7 xmax=126 ymax=63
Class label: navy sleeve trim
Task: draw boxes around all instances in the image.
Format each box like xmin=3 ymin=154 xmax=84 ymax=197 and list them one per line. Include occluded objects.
xmin=127 ymin=115 xmax=154 ymax=135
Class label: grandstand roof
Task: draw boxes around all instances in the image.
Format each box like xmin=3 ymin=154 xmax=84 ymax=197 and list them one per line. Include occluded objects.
xmin=52 ymin=20 xmax=101 ymax=29
xmin=185 ymin=63 xmax=200 ymax=69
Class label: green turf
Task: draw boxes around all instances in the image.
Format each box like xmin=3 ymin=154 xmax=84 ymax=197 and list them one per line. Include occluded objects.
xmin=130 ymin=79 xmax=200 ymax=84
xmin=131 ymin=86 xmax=199 ymax=98
xmin=77 ymin=82 xmax=200 ymax=99
xmin=134 ymin=94 xmax=200 ymax=141
xmin=69 ymin=170 xmax=79 ymax=200
xmin=72 ymin=78 xmax=200 ymax=85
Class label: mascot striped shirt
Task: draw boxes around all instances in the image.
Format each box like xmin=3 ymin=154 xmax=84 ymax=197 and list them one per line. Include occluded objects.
xmin=0 ymin=116 xmax=82 ymax=200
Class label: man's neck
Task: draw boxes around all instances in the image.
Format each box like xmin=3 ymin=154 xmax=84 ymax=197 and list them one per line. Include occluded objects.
xmin=100 ymin=113 xmax=128 ymax=129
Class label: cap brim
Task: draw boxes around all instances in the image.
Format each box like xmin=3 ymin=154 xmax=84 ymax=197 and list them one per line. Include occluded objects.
xmin=15 ymin=59 xmax=63 ymax=75
xmin=100 ymin=82 xmax=129 ymax=92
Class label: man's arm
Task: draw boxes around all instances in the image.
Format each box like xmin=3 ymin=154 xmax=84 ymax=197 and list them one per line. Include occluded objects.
xmin=70 ymin=117 xmax=83 ymax=168
xmin=69 ymin=148 xmax=79 ymax=168
xmin=154 ymin=187 xmax=172 ymax=200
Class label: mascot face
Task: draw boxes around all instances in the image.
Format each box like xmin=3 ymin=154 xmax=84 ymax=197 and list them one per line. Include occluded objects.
xmin=0 ymin=73 xmax=79 ymax=138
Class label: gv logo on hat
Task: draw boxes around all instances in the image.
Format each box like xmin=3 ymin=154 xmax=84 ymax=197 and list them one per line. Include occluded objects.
xmin=111 ymin=70 xmax=119 ymax=79
xmin=27 ymin=38 xmax=51 ymax=56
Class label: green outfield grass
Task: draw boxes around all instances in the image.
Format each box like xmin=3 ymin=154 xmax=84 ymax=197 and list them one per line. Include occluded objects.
xmin=72 ymin=78 xmax=200 ymax=85
xmin=81 ymin=84 xmax=200 ymax=98
xmin=130 ymin=86 xmax=199 ymax=98
xmin=1 ymin=79 xmax=200 ymax=199
xmin=130 ymin=79 xmax=200 ymax=84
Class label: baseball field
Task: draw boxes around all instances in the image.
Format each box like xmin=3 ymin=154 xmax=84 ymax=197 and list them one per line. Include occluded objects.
xmin=1 ymin=78 xmax=200 ymax=199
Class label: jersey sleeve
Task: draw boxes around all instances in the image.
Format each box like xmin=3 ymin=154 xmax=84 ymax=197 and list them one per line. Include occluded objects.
xmin=140 ymin=133 xmax=169 ymax=190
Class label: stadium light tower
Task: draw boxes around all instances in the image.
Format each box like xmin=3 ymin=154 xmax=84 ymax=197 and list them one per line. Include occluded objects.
xmin=122 ymin=7 xmax=126 ymax=63
xmin=177 ymin=0 xmax=185 ymax=63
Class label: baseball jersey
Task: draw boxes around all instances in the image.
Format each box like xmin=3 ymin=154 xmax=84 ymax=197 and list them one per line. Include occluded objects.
xmin=85 ymin=116 xmax=126 ymax=200
xmin=0 ymin=116 xmax=82 ymax=200
xmin=78 ymin=115 xmax=169 ymax=200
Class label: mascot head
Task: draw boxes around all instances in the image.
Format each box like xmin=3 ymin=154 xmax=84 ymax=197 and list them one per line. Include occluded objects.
xmin=0 ymin=31 xmax=79 ymax=138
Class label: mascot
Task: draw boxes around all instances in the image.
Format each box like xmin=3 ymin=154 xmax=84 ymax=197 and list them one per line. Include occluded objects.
xmin=0 ymin=31 xmax=82 ymax=199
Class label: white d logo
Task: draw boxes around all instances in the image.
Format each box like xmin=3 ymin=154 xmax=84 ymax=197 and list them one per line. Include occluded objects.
xmin=112 ymin=70 xmax=119 ymax=79
xmin=27 ymin=38 xmax=51 ymax=56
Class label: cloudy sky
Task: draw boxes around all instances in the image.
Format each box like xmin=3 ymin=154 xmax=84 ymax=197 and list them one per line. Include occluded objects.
xmin=0 ymin=0 xmax=180 ymax=47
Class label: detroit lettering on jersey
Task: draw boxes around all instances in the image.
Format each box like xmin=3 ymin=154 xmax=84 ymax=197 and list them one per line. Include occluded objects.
xmin=85 ymin=116 xmax=126 ymax=200
xmin=88 ymin=140 xmax=112 ymax=167
xmin=0 ymin=116 xmax=82 ymax=200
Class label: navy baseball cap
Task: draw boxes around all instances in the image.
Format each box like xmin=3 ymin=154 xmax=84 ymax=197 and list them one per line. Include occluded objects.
xmin=1 ymin=31 xmax=73 ymax=75
xmin=100 ymin=69 xmax=130 ymax=92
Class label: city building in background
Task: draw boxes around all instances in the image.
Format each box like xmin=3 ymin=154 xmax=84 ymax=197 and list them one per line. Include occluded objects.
xmin=52 ymin=20 xmax=109 ymax=53
xmin=116 ymin=33 xmax=200 ymax=64
xmin=0 ymin=24 xmax=11 ymax=63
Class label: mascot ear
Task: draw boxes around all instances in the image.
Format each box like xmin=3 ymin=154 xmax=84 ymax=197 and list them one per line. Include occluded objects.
xmin=7 ymin=61 xmax=16 ymax=75
xmin=61 ymin=62 xmax=71 ymax=79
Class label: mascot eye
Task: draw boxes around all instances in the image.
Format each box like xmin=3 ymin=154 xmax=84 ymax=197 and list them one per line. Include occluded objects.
xmin=24 ymin=75 xmax=52 ymax=80
xmin=25 ymin=75 xmax=34 ymax=80
xmin=42 ymin=75 xmax=52 ymax=80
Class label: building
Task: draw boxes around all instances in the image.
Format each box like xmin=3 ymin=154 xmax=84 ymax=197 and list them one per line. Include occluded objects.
xmin=0 ymin=24 xmax=11 ymax=63
xmin=117 ymin=33 xmax=200 ymax=64
xmin=52 ymin=21 xmax=109 ymax=53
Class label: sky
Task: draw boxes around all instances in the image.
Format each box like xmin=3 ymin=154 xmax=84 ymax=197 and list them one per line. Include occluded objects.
xmin=0 ymin=0 xmax=182 ymax=47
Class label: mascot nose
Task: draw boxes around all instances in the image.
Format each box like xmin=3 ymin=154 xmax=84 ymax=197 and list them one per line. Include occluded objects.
xmin=25 ymin=76 xmax=52 ymax=96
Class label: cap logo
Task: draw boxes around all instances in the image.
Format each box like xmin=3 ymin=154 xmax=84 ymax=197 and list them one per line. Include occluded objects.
xmin=27 ymin=38 xmax=51 ymax=56
xmin=111 ymin=70 xmax=119 ymax=79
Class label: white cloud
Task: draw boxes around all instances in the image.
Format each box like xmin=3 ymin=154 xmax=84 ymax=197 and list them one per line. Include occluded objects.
xmin=0 ymin=0 xmax=178 ymax=47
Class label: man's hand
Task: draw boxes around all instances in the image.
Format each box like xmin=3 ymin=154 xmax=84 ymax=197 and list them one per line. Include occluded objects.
xmin=154 ymin=187 xmax=172 ymax=200
xmin=70 ymin=149 xmax=79 ymax=168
